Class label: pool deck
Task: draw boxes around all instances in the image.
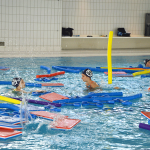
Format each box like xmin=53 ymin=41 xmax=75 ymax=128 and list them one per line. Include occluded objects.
xmin=0 ymin=49 xmax=149 ymax=57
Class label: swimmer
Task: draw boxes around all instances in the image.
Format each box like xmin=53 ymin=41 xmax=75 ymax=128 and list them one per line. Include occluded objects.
xmin=81 ymin=69 xmax=99 ymax=89
xmin=144 ymin=59 xmax=150 ymax=67
xmin=12 ymin=78 xmax=45 ymax=95
xmin=81 ymin=69 xmax=120 ymax=90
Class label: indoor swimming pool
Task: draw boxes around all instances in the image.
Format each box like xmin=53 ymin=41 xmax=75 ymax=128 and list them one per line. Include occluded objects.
xmin=0 ymin=55 xmax=150 ymax=149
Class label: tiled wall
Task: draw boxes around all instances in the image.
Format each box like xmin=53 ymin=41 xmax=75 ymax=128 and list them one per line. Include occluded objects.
xmin=0 ymin=0 xmax=62 ymax=53
xmin=62 ymin=0 xmax=150 ymax=36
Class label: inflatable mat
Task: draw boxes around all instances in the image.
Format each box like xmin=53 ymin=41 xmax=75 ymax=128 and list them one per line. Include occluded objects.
xmin=0 ymin=128 xmax=22 ymax=140
xmin=0 ymin=67 xmax=9 ymax=70
xmin=39 ymin=92 xmax=69 ymax=102
xmin=51 ymin=118 xmax=81 ymax=130
xmin=0 ymin=116 xmax=25 ymax=125
xmin=30 ymin=111 xmax=68 ymax=120
xmin=41 ymin=83 xmax=64 ymax=87
xmin=0 ymin=123 xmax=22 ymax=130
xmin=141 ymin=111 xmax=150 ymax=119
xmin=104 ymin=72 xmax=127 ymax=75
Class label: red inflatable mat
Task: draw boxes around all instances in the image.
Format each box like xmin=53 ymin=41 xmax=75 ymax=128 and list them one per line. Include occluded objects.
xmin=39 ymin=92 xmax=69 ymax=102
xmin=104 ymin=72 xmax=127 ymax=75
xmin=36 ymin=71 xmax=65 ymax=78
xmin=0 ymin=128 xmax=22 ymax=139
xmin=30 ymin=111 xmax=68 ymax=120
xmin=41 ymin=83 xmax=64 ymax=87
xmin=141 ymin=111 xmax=150 ymax=119
xmin=51 ymin=118 xmax=81 ymax=130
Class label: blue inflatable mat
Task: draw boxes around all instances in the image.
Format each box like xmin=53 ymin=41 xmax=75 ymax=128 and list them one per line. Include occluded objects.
xmin=0 ymin=122 xmax=22 ymax=130
xmin=0 ymin=116 xmax=25 ymax=125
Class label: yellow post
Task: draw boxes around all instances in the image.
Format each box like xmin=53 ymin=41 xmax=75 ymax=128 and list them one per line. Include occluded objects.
xmin=107 ymin=31 xmax=113 ymax=84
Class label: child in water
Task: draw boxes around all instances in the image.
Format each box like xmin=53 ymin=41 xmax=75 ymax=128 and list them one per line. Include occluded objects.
xmin=12 ymin=78 xmax=45 ymax=95
xmin=81 ymin=68 xmax=120 ymax=90
xmin=81 ymin=69 xmax=99 ymax=89
xmin=144 ymin=59 xmax=150 ymax=67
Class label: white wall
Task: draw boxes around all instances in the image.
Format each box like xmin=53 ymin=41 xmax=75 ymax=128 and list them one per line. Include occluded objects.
xmin=0 ymin=0 xmax=62 ymax=54
xmin=62 ymin=0 xmax=150 ymax=36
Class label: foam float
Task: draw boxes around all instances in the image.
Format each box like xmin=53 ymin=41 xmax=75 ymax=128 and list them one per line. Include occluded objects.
xmin=82 ymin=92 xmax=123 ymax=98
xmin=0 ymin=81 xmax=42 ymax=88
xmin=36 ymin=71 xmax=65 ymax=78
xmin=132 ymin=70 xmax=150 ymax=76
xmin=141 ymin=111 xmax=150 ymax=119
xmin=0 ymin=67 xmax=9 ymax=70
xmin=39 ymin=92 xmax=69 ymax=102
xmin=104 ymin=72 xmax=127 ymax=75
xmin=41 ymin=83 xmax=64 ymax=87
xmin=51 ymin=118 xmax=81 ymax=130
xmin=141 ymin=75 xmax=150 ymax=78
xmin=0 ymin=128 xmax=22 ymax=140
xmin=139 ymin=123 xmax=150 ymax=131
xmin=112 ymin=74 xmax=133 ymax=77
xmin=52 ymin=66 xmax=80 ymax=73
xmin=40 ymin=66 xmax=51 ymax=74
xmin=30 ymin=111 xmax=68 ymax=120
xmin=0 ymin=95 xmax=21 ymax=104
xmin=11 ymin=97 xmax=61 ymax=107
xmin=0 ymin=122 xmax=22 ymax=130
xmin=0 ymin=116 xmax=25 ymax=125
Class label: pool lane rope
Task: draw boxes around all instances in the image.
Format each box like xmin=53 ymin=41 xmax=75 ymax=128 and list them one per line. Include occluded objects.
xmin=107 ymin=31 xmax=113 ymax=84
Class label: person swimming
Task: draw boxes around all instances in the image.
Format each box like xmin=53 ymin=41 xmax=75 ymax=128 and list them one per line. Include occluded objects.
xmin=144 ymin=59 xmax=150 ymax=67
xmin=12 ymin=78 xmax=45 ymax=95
xmin=81 ymin=68 xmax=120 ymax=90
xmin=81 ymin=69 xmax=99 ymax=89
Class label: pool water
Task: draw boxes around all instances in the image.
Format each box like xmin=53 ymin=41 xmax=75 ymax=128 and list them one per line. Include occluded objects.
xmin=0 ymin=56 xmax=150 ymax=149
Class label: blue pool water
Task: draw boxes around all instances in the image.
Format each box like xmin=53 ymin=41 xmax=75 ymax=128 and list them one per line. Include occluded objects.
xmin=0 ymin=56 xmax=150 ymax=149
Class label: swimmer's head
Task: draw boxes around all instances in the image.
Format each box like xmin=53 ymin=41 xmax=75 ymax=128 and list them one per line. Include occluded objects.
xmin=144 ymin=59 xmax=150 ymax=67
xmin=12 ymin=78 xmax=23 ymax=88
xmin=82 ymin=69 xmax=93 ymax=79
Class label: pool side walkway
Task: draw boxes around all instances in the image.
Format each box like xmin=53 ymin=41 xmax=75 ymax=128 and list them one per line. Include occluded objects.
xmin=0 ymin=49 xmax=149 ymax=57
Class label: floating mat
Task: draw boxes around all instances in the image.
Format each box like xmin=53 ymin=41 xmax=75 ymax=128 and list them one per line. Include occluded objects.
xmin=0 ymin=123 xmax=22 ymax=130
xmin=112 ymin=74 xmax=133 ymax=77
xmin=0 ymin=116 xmax=25 ymax=125
xmin=0 ymin=95 xmax=21 ymax=104
xmin=39 ymin=92 xmax=69 ymax=102
xmin=30 ymin=111 xmax=68 ymax=120
xmin=104 ymin=72 xmax=127 ymax=75
xmin=41 ymin=83 xmax=64 ymax=87
xmin=0 ymin=128 xmax=22 ymax=140
xmin=141 ymin=111 xmax=150 ymax=119
xmin=51 ymin=118 xmax=81 ymax=130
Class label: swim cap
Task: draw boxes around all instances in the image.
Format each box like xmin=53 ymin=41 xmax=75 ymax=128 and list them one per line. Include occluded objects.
xmin=12 ymin=78 xmax=22 ymax=88
xmin=82 ymin=69 xmax=93 ymax=78
xmin=144 ymin=59 xmax=150 ymax=66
